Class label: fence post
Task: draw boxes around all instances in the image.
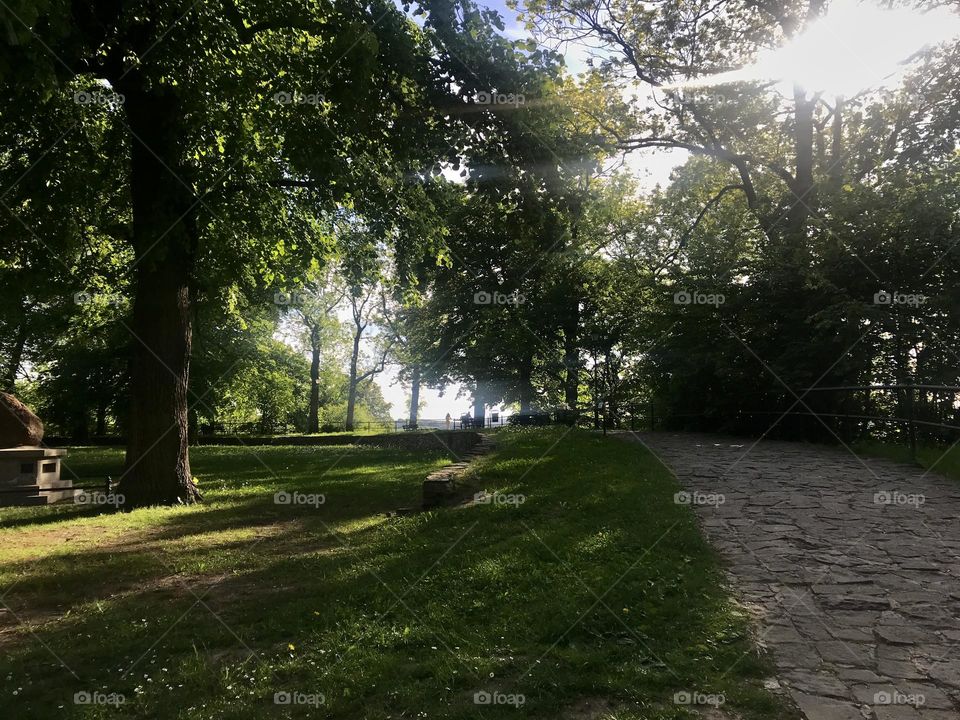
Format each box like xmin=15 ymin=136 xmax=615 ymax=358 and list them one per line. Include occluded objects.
xmin=648 ymin=400 xmax=655 ymax=432
xmin=905 ymin=379 xmax=918 ymax=460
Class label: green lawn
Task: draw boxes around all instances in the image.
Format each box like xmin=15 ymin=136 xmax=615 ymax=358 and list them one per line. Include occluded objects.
xmin=0 ymin=428 xmax=793 ymax=719
xmin=853 ymin=439 xmax=960 ymax=482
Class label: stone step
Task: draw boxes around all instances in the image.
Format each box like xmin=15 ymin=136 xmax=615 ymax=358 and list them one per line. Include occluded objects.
xmin=0 ymin=485 xmax=80 ymax=505
xmin=0 ymin=491 xmax=50 ymax=506
xmin=0 ymin=477 xmax=76 ymax=490
xmin=420 ymin=437 xmax=498 ymax=509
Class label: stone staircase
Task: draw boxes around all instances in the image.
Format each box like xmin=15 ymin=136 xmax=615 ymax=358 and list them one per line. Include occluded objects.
xmin=421 ymin=433 xmax=497 ymax=509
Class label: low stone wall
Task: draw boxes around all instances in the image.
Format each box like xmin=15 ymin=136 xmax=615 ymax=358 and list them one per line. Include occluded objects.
xmin=46 ymin=431 xmax=485 ymax=454
xmin=195 ymin=430 xmax=482 ymax=453
xmin=355 ymin=431 xmax=481 ymax=453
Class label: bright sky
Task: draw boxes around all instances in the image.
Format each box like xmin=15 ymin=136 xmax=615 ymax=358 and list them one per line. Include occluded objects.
xmin=671 ymin=0 xmax=960 ymax=97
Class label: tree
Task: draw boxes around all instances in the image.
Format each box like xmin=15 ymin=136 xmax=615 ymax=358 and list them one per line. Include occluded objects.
xmin=0 ymin=0 xmax=463 ymax=505
xmin=281 ymin=264 xmax=348 ymax=433
xmin=345 ymin=282 xmax=395 ymax=431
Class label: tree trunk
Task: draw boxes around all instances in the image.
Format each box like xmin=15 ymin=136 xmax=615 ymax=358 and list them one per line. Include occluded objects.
xmin=117 ymin=84 xmax=200 ymax=507
xmin=788 ymin=85 xmax=816 ymax=234
xmin=73 ymin=408 xmax=89 ymax=444
xmin=408 ymin=364 xmax=420 ymax=428
xmin=519 ymin=354 xmax=534 ymax=413
xmin=308 ymin=324 xmax=321 ymax=433
xmin=95 ymin=404 xmax=107 ymax=436
xmin=4 ymin=319 xmax=27 ymax=392
xmin=592 ymin=361 xmax=600 ymax=429
xmin=562 ymin=301 xmax=580 ymax=408
xmin=346 ymin=332 xmax=361 ymax=431
xmin=472 ymin=384 xmax=485 ymax=427
xmin=829 ymin=96 xmax=844 ymax=186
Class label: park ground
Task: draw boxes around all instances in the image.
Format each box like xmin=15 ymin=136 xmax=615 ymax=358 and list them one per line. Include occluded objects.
xmin=0 ymin=428 xmax=798 ymax=719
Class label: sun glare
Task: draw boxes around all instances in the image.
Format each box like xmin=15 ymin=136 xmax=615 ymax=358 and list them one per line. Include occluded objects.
xmin=680 ymin=0 xmax=960 ymax=98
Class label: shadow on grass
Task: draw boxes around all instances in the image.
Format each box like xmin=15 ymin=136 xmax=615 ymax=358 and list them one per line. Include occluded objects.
xmin=0 ymin=430 xmax=795 ymax=720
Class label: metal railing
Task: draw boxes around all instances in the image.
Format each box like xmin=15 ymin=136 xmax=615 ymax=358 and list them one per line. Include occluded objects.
xmin=451 ymin=415 xmax=508 ymax=430
xmin=740 ymin=382 xmax=960 ymax=457
xmin=636 ymin=383 xmax=960 ymax=457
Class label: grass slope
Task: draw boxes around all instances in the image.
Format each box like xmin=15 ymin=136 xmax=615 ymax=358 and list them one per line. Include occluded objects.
xmin=0 ymin=428 xmax=793 ymax=719
xmin=853 ymin=440 xmax=960 ymax=482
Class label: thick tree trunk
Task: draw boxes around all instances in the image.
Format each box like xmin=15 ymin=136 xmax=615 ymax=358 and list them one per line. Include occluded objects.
xmin=408 ymin=364 xmax=420 ymax=428
xmin=346 ymin=333 xmax=361 ymax=431
xmin=308 ymin=324 xmax=321 ymax=433
xmin=117 ymin=85 xmax=200 ymax=507
xmin=472 ymin=385 xmax=485 ymax=427
xmin=788 ymin=85 xmax=816 ymax=234
xmin=73 ymin=408 xmax=89 ymax=443
xmin=4 ymin=319 xmax=27 ymax=392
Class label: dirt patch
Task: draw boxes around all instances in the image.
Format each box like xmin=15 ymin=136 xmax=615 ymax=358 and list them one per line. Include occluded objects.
xmin=560 ymin=697 xmax=616 ymax=719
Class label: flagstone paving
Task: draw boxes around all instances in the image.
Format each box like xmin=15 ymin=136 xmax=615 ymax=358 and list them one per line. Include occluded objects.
xmin=629 ymin=432 xmax=960 ymax=720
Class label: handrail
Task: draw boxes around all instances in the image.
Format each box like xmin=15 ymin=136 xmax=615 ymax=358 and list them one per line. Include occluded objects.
xmin=745 ymin=410 xmax=960 ymax=433
xmin=750 ymin=382 xmax=960 ymax=458
xmin=800 ymin=384 xmax=960 ymax=393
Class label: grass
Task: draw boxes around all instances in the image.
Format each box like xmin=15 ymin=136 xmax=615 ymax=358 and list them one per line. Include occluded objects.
xmin=0 ymin=428 xmax=794 ymax=719
xmin=853 ymin=439 xmax=960 ymax=482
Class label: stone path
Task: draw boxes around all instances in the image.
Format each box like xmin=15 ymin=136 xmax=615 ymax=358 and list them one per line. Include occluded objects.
xmin=631 ymin=432 xmax=960 ymax=720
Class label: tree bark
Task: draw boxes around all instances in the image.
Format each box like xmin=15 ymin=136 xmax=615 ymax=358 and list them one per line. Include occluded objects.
xmin=829 ymin=96 xmax=844 ymax=186
xmin=519 ymin=353 xmax=534 ymax=413
xmin=562 ymin=300 xmax=580 ymax=408
xmin=788 ymin=85 xmax=817 ymax=234
xmin=472 ymin=384 xmax=485 ymax=427
xmin=4 ymin=318 xmax=27 ymax=392
xmin=95 ymin=404 xmax=107 ymax=436
xmin=117 ymin=84 xmax=200 ymax=507
xmin=346 ymin=331 xmax=361 ymax=431
xmin=408 ymin=364 xmax=420 ymax=428
xmin=308 ymin=323 xmax=321 ymax=433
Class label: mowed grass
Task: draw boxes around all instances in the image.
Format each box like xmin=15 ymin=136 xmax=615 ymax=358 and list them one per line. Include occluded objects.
xmin=0 ymin=428 xmax=793 ymax=719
